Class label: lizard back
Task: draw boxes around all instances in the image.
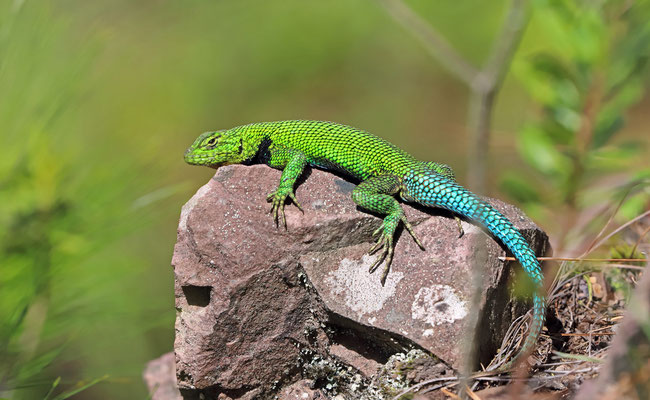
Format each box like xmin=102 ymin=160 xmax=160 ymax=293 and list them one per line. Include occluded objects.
xmin=242 ymin=120 xmax=418 ymax=180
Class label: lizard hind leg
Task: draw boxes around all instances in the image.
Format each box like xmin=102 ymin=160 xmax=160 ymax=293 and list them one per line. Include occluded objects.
xmin=351 ymin=174 xmax=424 ymax=285
xmin=422 ymin=161 xmax=456 ymax=181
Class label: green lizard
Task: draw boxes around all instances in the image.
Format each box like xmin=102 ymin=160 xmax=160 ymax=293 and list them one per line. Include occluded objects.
xmin=184 ymin=120 xmax=545 ymax=371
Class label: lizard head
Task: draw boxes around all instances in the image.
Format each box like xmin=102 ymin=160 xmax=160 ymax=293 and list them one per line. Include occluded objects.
xmin=184 ymin=130 xmax=245 ymax=167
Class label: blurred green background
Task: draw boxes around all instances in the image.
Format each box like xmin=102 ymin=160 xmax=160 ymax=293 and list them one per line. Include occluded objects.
xmin=1 ymin=0 xmax=648 ymax=399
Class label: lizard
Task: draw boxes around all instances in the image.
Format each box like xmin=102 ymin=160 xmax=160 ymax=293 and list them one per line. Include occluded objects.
xmin=184 ymin=119 xmax=545 ymax=371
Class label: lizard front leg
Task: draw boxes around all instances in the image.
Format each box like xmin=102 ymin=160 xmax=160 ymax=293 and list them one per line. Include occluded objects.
xmin=351 ymin=174 xmax=425 ymax=284
xmin=266 ymin=147 xmax=307 ymax=228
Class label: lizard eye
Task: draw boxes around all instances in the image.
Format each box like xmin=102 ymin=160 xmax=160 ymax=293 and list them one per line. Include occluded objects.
xmin=204 ymin=137 xmax=217 ymax=147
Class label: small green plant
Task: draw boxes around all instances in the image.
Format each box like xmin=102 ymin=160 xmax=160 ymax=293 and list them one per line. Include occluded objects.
xmin=502 ymin=0 xmax=650 ymax=251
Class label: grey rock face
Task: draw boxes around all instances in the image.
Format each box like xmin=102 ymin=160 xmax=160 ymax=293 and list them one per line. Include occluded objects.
xmin=170 ymin=165 xmax=550 ymax=399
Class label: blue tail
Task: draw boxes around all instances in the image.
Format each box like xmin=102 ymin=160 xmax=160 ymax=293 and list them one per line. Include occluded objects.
xmin=402 ymin=168 xmax=545 ymax=370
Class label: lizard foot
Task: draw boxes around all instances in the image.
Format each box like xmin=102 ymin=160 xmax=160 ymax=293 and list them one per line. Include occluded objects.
xmin=367 ymin=214 xmax=424 ymax=285
xmin=266 ymin=189 xmax=303 ymax=229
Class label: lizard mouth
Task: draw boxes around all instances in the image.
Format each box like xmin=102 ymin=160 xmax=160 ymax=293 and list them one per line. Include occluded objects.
xmin=184 ymin=152 xmax=228 ymax=166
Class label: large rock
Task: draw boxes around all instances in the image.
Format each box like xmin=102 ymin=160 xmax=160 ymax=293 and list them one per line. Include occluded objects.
xmin=172 ymin=165 xmax=550 ymax=398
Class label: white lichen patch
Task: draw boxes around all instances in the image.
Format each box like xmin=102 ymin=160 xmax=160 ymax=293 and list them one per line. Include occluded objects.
xmin=311 ymin=199 xmax=328 ymax=209
xmin=411 ymin=285 xmax=468 ymax=326
xmin=179 ymin=183 xmax=212 ymax=231
xmin=325 ymin=254 xmax=403 ymax=316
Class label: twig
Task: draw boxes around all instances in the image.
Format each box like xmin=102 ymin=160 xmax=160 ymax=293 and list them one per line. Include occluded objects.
xmin=390 ymin=377 xmax=458 ymax=400
xmin=595 ymin=264 xmax=646 ymax=271
xmin=441 ymin=387 xmax=462 ymax=399
xmin=468 ymin=0 xmax=531 ymax=192
xmin=441 ymin=386 xmax=483 ymax=400
xmin=536 ymin=360 xmax=585 ymax=367
xmin=630 ymin=224 xmax=650 ymax=256
xmin=483 ymin=0 xmax=530 ymax=89
xmin=560 ymin=332 xmax=614 ymax=337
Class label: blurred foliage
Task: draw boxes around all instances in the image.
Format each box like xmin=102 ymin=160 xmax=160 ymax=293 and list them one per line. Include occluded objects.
xmin=502 ymin=0 xmax=650 ymax=251
xmin=0 ymin=1 xmax=94 ymax=396
xmin=0 ymin=2 xmax=169 ymax=399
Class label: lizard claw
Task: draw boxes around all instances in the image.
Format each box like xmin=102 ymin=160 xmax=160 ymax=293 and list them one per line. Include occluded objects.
xmin=367 ymin=218 xmax=396 ymax=286
xmin=267 ymin=188 xmax=302 ymax=229
xmin=288 ymin=192 xmax=304 ymax=213
xmin=454 ymin=216 xmax=464 ymax=238
xmin=368 ymin=234 xmax=384 ymax=254
xmin=368 ymin=232 xmax=394 ymax=285
xmin=401 ymin=217 xmax=425 ymax=250
xmin=371 ymin=226 xmax=382 ymax=237
xmin=268 ymin=197 xmax=286 ymax=229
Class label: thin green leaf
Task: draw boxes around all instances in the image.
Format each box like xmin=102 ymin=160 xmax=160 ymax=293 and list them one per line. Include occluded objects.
xmin=16 ymin=347 xmax=63 ymax=382
xmin=51 ymin=375 xmax=109 ymax=400
xmin=43 ymin=376 xmax=61 ymax=400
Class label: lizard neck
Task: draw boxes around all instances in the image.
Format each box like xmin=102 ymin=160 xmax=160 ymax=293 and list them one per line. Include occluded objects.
xmin=234 ymin=121 xmax=280 ymax=165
